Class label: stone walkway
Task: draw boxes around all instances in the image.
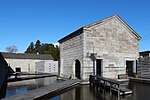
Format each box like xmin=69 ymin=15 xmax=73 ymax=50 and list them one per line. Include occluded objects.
xmin=129 ymin=77 xmax=150 ymax=83
xmin=2 ymin=79 xmax=80 ymax=100
xmin=7 ymin=74 xmax=57 ymax=82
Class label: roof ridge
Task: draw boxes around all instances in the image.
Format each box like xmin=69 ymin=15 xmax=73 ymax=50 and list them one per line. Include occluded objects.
xmin=1 ymin=52 xmax=54 ymax=60
xmin=84 ymin=14 xmax=118 ymax=28
xmin=58 ymin=14 xmax=141 ymax=43
xmin=83 ymin=14 xmax=141 ymax=40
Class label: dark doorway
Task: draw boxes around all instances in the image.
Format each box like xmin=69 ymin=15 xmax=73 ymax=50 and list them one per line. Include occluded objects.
xmin=75 ymin=60 xmax=81 ymax=79
xmin=126 ymin=61 xmax=134 ymax=77
xmin=96 ymin=59 xmax=102 ymax=76
xmin=16 ymin=67 xmax=21 ymax=73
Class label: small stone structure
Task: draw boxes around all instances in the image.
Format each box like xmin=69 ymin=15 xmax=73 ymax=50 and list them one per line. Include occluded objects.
xmin=1 ymin=52 xmax=58 ymax=74
xmin=137 ymin=57 xmax=150 ymax=78
xmin=35 ymin=60 xmax=58 ymax=74
xmin=140 ymin=51 xmax=150 ymax=59
xmin=58 ymin=15 xmax=141 ymax=80
xmin=137 ymin=51 xmax=150 ymax=78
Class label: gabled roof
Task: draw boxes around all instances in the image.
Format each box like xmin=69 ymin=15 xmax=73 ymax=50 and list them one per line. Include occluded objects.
xmin=1 ymin=52 xmax=54 ymax=60
xmin=58 ymin=28 xmax=83 ymax=43
xmin=84 ymin=14 xmax=141 ymax=40
xmin=58 ymin=14 xmax=141 ymax=43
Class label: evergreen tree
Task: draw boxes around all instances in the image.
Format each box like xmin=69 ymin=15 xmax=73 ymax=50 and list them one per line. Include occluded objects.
xmin=35 ymin=40 xmax=41 ymax=53
xmin=55 ymin=45 xmax=60 ymax=60
xmin=25 ymin=42 xmax=35 ymax=53
xmin=39 ymin=43 xmax=59 ymax=60
xmin=25 ymin=40 xmax=60 ymax=60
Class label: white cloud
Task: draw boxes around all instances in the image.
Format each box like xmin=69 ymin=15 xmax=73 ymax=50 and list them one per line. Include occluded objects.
xmin=53 ymin=43 xmax=59 ymax=47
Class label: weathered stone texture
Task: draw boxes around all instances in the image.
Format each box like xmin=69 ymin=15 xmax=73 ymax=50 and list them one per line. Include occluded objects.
xmin=59 ymin=15 xmax=140 ymax=80
xmin=5 ymin=59 xmax=41 ymax=73
xmin=83 ymin=17 xmax=139 ymax=79
xmin=60 ymin=33 xmax=84 ymax=78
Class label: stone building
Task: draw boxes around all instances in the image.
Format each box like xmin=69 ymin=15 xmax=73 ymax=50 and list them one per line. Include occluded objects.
xmin=1 ymin=52 xmax=58 ymax=74
xmin=137 ymin=51 xmax=150 ymax=78
xmin=139 ymin=51 xmax=150 ymax=59
xmin=35 ymin=60 xmax=58 ymax=74
xmin=58 ymin=15 xmax=141 ymax=80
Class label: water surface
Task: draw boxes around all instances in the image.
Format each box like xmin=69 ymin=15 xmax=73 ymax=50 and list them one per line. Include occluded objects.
xmin=6 ymin=76 xmax=57 ymax=97
xmin=42 ymin=82 xmax=150 ymax=100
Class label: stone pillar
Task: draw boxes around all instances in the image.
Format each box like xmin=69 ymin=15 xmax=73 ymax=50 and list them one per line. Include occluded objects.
xmin=91 ymin=53 xmax=97 ymax=76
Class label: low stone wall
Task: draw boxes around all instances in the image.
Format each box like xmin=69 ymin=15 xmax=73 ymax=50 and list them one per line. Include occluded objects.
xmin=137 ymin=58 xmax=150 ymax=78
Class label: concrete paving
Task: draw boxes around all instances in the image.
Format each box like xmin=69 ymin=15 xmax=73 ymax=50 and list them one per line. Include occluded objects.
xmin=7 ymin=74 xmax=57 ymax=82
xmin=2 ymin=79 xmax=80 ymax=100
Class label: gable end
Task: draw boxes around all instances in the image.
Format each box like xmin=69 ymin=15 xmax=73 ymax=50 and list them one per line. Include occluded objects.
xmin=84 ymin=14 xmax=141 ymax=40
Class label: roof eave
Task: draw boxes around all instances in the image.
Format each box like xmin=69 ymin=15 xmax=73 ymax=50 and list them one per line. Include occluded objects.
xmin=84 ymin=14 xmax=141 ymax=40
xmin=115 ymin=15 xmax=142 ymax=40
xmin=58 ymin=27 xmax=83 ymax=43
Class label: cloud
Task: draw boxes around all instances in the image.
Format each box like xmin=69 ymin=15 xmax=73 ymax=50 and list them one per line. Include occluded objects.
xmin=53 ymin=42 xmax=59 ymax=47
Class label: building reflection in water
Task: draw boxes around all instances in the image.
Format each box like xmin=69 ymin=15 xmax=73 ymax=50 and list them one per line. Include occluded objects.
xmin=49 ymin=82 xmax=150 ymax=100
xmin=6 ymin=76 xmax=57 ymax=97
xmin=6 ymin=79 xmax=150 ymax=100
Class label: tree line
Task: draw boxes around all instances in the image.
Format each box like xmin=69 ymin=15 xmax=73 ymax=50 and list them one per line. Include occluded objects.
xmin=25 ymin=40 xmax=59 ymax=61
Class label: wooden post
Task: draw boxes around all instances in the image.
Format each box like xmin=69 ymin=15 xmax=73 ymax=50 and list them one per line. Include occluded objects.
xmin=96 ymin=80 xmax=98 ymax=92
xmin=89 ymin=75 xmax=91 ymax=87
xmin=100 ymin=79 xmax=102 ymax=93
xmin=110 ymin=83 xmax=112 ymax=95
xmin=93 ymin=76 xmax=95 ymax=87
xmin=118 ymin=84 xmax=120 ymax=99
xmin=104 ymin=81 xmax=105 ymax=93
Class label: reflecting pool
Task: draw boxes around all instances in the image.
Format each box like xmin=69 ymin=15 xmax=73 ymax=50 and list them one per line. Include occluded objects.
xmin=6 ymin=76 xmax=57 ymax=97
xmin=41 ymin=82 xmax=150 ymax=100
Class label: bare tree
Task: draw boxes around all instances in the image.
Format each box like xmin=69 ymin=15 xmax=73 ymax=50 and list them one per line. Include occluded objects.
xmin=5 ymin=45 xmax=18 ymax=53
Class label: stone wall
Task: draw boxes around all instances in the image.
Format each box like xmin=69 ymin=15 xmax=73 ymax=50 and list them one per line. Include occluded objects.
xmin=5 ymin=58 xmax=56 ymax=73
xmin=44 ymin=60 xmax=58 ymax=73
xmin=6 ymin=59 xmax=40 ymax=73
xmin=59 ymin=15 xmax=140 ymax=80
xmin=35 ymin=61 xmax=45 ymax=73
xmin=35 ymin=60 xmax=58 ymax=73
xmin=137 ymin=58 xmax=150 ymax=78
xmin=60 ymin=33 xmax=84 ymax=78
xmin=83 ymin=17 xmax=139 ymax=79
